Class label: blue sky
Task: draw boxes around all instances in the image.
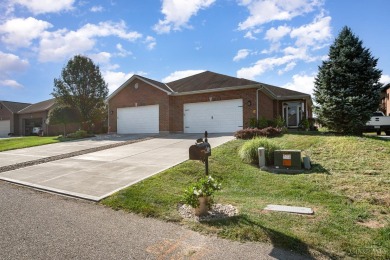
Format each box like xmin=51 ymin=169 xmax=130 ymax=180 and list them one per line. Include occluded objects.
xmin=1 ymin=0 xmax=389 ymax=104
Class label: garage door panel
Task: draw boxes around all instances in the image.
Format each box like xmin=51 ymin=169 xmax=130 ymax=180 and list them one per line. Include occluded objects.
xmin=117 ymin=105 xmax=159 ymax=134
xmin=184 ymin=99 xmax=243 ymax=133
xmin=0 ymin=120 xmax=11 ymax=137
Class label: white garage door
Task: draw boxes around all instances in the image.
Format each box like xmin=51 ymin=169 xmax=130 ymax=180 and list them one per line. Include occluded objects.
xmin=117 ymin=105 xmax=159 ymax=134
xmin=0 ymin=120 xmax=11 ymax=137
xmin=184 ymin=99 xmax=243 ymax=133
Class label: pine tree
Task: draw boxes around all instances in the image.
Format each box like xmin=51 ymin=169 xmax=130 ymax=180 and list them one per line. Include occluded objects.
xmin=313 ymin=26 xmax=382 ymax=135
xmin=52 ymin=55 xmax=108 ymax=132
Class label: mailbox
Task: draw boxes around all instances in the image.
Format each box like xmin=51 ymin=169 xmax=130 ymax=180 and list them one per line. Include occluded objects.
xmin=189 ymin=139 xmax=211 ymax=161
xmin=189 ymin=131 xmax=212 ymax=175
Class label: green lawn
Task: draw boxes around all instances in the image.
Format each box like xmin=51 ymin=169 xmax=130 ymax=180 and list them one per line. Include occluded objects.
xmin=0 ymin=136 xmax=61 ymax=152
xmin=102 ymin=132 xmax=390 ymax=259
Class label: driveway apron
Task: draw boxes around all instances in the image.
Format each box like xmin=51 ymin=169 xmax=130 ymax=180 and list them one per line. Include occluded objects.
xmin=0 ymin=134 xmax=234 ymax=201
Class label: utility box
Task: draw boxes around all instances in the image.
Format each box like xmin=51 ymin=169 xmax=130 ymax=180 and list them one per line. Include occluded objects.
xmin=274 ymin=150 xmax=302 ymax=170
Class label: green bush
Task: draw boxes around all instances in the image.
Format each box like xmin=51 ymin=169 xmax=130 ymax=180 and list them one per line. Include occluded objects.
xmin=66 ymin=130 xmax=89 ymax=138
xmin=239 ymin=137 xmax=282 ymax=165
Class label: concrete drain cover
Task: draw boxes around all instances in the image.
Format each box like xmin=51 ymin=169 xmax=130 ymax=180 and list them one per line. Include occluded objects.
xmin=264 ymin=204 xmax=314 ymax=215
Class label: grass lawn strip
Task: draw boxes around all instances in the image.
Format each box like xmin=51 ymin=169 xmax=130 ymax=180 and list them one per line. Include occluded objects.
xmin=102 ymin=133 xmax=390 ymax=259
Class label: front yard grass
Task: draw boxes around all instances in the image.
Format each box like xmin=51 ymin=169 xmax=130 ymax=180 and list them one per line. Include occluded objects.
xmin=102 ymin=133 xmax=390 ymax=259
xmin=0 ymin=136 xmax=61 ymax=152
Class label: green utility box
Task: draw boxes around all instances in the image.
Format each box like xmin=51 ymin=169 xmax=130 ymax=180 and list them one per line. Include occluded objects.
xmin=274 ymin=150 xmax=302 ymax=170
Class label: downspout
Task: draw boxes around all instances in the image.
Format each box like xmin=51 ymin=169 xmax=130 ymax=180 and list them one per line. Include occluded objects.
xmin=107 ymin=103 xmax=110 ymax=134
xmin=256 ymin=86 xmax=264 ymax=121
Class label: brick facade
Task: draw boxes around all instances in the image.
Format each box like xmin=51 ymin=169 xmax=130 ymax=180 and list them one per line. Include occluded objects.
xmin=108 ymin=80 xmax=282 ymax=133
xmin=108 ymin=78 xmax=170 ymax=133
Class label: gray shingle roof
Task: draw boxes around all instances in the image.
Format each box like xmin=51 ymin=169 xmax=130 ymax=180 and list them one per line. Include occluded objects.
xmin=18 ymin=99 xmax=56 ymax=114
xmin=0 ymin=101 xmax=31 ymax=113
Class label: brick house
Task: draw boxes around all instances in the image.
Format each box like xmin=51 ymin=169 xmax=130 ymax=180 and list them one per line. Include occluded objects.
xmin=380 ymin=83 xmax=390 ymax=115
xmin=107 ymin=71 xmax=313 ymax=134
xmin=0 ymin=101 xmax=31 ymax=137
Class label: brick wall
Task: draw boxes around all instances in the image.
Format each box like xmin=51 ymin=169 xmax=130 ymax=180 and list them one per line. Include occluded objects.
xmin=169 ymin=88 xmax=275 ymax=132
xmin=0 ymin=105 xmax=13 ymax=134
xmin=108 ymin=78 xmax=170 ymax=132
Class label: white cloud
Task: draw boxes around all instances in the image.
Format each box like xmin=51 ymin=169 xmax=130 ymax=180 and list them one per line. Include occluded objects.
xmin=0 ymin=17 xmax=52 ymax=49
xmin=0 ymin=79 xmax=23 ymax=88
xmin=265 ymin=25 xmax=291 ymax=42
xmin=115 ymin=43 xmax=132 ymax=57
xmin=144 ymin=36 xmax=156 ymax=50
xmin=0 ymin=52 xmax=28 ymax=89
xmin=278 ymin=61 xmax=296 ymax=75
xmin=90 ymin=5 xmax=104 ymax=12
xmin=38 ymin=21 xmax=142 ymax=62
xmin=12 ymin=0 xmax=75 ymax=14
xmin=103 ymin=70 xmax=147 ymax=94
xmin=237 ymin=11 xmax=331 ymax=80
xmin=238 ymin=0 xmax=323 ymax=30
xmin=237 ymin=55 xmax=295 ymax=79
xmin=244 ymin=31 xmax=257 ymax=40
xmin=153 ymin=0 xmax=215 ymax=34
xmin=161 ymin=69 xmax=205 ymax=82
xmin=380 ymin=74 xmax=390 ymax=85
xmin=290 ymin=13 xmax=331 ymax=47
xmin=88 ymin=52 xmax=112 ymax=64
xmin=0 ymin=51 xmax=29 ymax=73
xmin=282 ymin=74 xmax=315 ymax=95
xmin=233 ymin=49 xmax=250 ymax=62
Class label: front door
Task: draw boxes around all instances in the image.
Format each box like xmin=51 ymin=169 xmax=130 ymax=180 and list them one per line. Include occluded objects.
xmin=283 ymin=103 xmax=301 ymax=127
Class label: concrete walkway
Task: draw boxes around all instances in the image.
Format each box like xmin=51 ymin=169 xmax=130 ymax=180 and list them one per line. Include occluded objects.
xmin=0 ymin=134 xmax=233 ymax=201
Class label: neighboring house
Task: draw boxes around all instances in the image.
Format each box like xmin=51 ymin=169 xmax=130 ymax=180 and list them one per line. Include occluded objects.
xmin=380 ymin=83 xmax=390 ymax=115
xmin=0 ymin=101 xmax=31 ymax=137
xmin=17 ymin=99 xmax=56 ymax=136
xmin=107 ymin=71 xmax=313 ymax=134
xmin=17 ymin=98 xmax=82 ymax=136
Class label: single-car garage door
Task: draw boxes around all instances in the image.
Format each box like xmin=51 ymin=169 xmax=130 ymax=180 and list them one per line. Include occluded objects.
xmin=184 ymin=99 xmax=243 ymax=133
xmin=117 ymin=105 xmax=159 ymax=134
xmin=0 ymin=120 xmax=11 ymax=137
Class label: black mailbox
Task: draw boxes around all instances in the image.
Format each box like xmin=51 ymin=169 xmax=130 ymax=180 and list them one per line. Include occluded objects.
xmin=189 ymin=140 xmax=211 ymax=161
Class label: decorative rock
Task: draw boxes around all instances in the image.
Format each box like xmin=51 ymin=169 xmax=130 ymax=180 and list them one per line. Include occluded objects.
xmin=178 ymin=203 xmax=239 ymax=222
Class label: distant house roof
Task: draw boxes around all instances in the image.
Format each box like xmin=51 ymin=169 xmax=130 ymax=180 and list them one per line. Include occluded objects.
xmin=18 ymin=99 xmax=56 ymax=114
xmin=0 ymin=101 xmax=31 ymax=113
xmin=107 ymin=70 xmax=311 ymax=100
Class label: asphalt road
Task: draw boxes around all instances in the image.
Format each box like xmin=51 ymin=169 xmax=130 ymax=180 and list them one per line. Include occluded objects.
xmin=0 ymin=182 xmax=311 ymax=260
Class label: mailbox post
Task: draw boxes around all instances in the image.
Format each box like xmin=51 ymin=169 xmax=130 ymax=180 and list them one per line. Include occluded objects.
xmin=189 ymin=131 xmax=211 ymax=175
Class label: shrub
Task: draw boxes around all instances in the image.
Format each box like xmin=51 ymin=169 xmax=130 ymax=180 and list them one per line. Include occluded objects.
xmin=66 ymin=130 xmax=89 ymax=138
xmin=258 ymin=116 xmax=268 ymax=129
xmin=239 ymin=137 xmax=282 ymax=165
xmin=182 ymin=176 xmax=222 ymax=208
xmin=234 ymin=127 xmax=283 ymax=139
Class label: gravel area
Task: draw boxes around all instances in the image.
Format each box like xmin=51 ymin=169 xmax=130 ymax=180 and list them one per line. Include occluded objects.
xmin=178 ymin=203 xmax=239 ymax=222
xmin=0 ymin=136 xmax=153 ymax=173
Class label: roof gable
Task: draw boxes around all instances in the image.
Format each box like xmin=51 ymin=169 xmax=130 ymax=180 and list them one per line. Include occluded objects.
xmin=18 ymin=99 xmax=56 ymax=114
xmin=0 ymin=101 xmax=31 ymax=113
xmin=107 ymin=75 xmax=172 ymax=101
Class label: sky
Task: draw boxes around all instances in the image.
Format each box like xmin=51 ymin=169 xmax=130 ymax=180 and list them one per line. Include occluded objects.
xmin=1 ymin=0 xmax=389 ymax=104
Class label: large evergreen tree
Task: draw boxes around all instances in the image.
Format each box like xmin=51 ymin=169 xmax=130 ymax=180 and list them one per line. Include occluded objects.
xmin=313 ymin=26 xmax=382 ymax=135
xmin=52 ymin=55 xmax=108 ymax=131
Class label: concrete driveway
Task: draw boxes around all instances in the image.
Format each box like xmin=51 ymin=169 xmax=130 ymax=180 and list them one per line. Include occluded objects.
xmin=0 ymin=134 xmax=233 ymax=201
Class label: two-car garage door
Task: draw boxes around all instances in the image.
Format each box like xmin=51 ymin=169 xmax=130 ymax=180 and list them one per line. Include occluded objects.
xmin=117 ymin=105 xmax=159 ymax=134
xmin=184 ymin=99 xmax=243 ymax=133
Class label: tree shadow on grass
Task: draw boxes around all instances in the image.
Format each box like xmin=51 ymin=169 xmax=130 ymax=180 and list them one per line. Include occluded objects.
xmin=201 ymin=214 xmax=341 ymax=260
